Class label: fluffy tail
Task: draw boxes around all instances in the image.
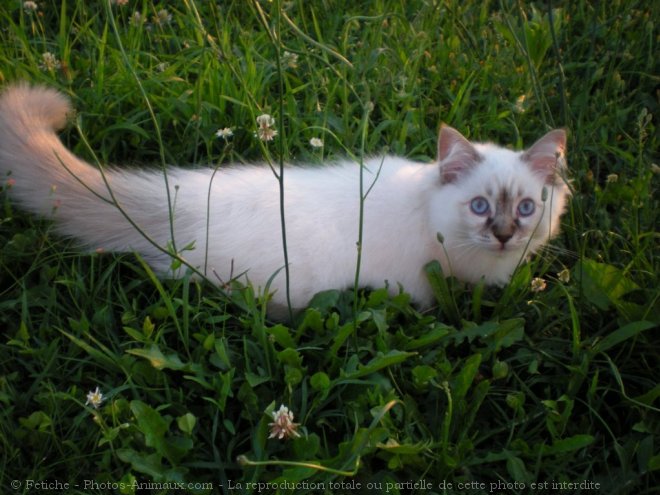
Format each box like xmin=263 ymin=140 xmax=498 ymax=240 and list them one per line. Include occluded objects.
xmin=0 ymin=84 xmax=108 ymax=215
xmin=0 ymin=84 xmax=171 ymax=259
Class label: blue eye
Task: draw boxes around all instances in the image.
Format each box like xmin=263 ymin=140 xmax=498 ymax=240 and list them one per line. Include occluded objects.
xmin=517 ymin=198 xmax=536 ymax=217
xmin=470 ymin=196 xmax=490 ymax=216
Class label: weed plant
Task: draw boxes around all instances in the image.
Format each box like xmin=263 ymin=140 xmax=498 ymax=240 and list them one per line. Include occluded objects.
xmin=0 ymin=1 xmax=657 ymax=494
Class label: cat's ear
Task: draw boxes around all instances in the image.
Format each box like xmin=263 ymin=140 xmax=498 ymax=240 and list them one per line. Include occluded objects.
xmin=437 ymin=125 xmax=482 ymax=184
xmin=522 ymin=129 xmax=567 ymax=184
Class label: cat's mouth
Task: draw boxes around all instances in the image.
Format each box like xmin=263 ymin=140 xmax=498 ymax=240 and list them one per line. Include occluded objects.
xmin=491 ymin=244 xmax=509 ymax=255
xmin=485 ymin=239 xmax=520 ymax=254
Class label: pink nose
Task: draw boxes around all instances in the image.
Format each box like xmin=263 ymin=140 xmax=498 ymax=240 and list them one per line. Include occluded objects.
xmin=494 ymin=232 xmax=513 ymax=244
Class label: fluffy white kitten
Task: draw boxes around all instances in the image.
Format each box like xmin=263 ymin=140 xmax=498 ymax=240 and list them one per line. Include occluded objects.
xmin=0 ymin=84 xmax=569 ymax=313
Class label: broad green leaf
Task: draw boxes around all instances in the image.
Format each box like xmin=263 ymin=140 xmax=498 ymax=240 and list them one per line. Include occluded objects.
xmin=277 ymin=347 xmax=303 ymax=368
xmin=116 ymin=449 xmax=166 ymax=479
xmin=245 ymin=371 xmax=270 ymax=387
xmin=127 ymin=344 xmax=188 ymax=371
xmin=13 ymin=321 xmax=30 ymax=345
xmin=310 ymin=372 xmax=330 ymax=391
xmin=456 ymin=321 xmax=499 ymax=344
xmin=593 ymin=320 xmax=655 ymax=354
xmin=492 ymin=319 xmax=525 ymax=350
xmin=376 ymin=438 xmax=429 ymax=455
xmin=492 ymin=360 xmax=509 ymax=379
xmin=119 ymin=473 xmax=137 ymax=495
xmin=451 ymin=353 xmax=482 ymax=401
xmin=116 ymin=448 xmax=188 ymax=483
xmin=129 ymin=401 xmax=192 ymax=464
xmin=142 ymin=316 xmax=155 ymax=338
xmin=575 ymin=259 xmax=640 ymax=310
xmin=216 ymin=369 xmax=235 ymax=412
xmin=342 ymin=350 xmax=416 ymax=380
xmin=454 ymin=319 xmax=525 ymax=353
xmin=307 ymin=289 xmax=340 ymax=312
xmin=130 ymin=400 xmax=169 ymax=449
xmin=293 ymin=434 xmax=321 ymax=459
xmin=214 ymin=337 xmax=232 ymax=369
xmin=637 ymin=435 xmax=654 ymax=474
xmin=405 ymin=324 xmax=452 ymax=351
xmin=177 ymin=413 xmax=196 ymax=435
xmin=285 ymin=366 xmax=304 ymax=386
xmin=369 ymin=308 xmax=389 ymax=333
xmin=297 ymin=308 xmax=325 ymax=333
xmin=648 ymin=454 xmax=660 ymax=472
xmin=267 ymin=324 xmax=297 ymax=349
xmin=541 ymin=434 xmax=594 ymax=455
xmin=412 ymin=365 xmax=438 ymax=388
xmin=123 ymin=326 xmax=145 ymax=342
xmin=164 ymin=436 xmax=194 ymax=462
xmin=506 ymin=453 xmax=531 ymax=483
xmin=19 ymin=411 xmax=52 ymax=431
xmin=634 ymin=384 xmax=660 ymax=406
xmin=330 ymin=321 xmax=357 ymax=355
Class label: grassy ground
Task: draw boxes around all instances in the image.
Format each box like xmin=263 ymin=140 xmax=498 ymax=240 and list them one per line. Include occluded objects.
xmin=0 ymin=1 xmax=658 ymax=494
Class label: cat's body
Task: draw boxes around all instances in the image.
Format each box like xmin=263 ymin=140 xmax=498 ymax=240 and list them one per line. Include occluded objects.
xmin=0 ymin=84 xmax=570 ymax=313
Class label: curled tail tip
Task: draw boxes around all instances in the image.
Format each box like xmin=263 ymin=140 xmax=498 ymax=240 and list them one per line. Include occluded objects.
xmin=0 ymin=82 xmax=72 ymax=131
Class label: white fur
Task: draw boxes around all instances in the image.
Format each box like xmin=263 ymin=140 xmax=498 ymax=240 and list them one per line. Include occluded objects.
xmin=0 ymin=84 xmax=570 ymax=313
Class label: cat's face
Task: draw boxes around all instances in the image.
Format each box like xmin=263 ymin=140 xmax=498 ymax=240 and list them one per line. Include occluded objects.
xmin=456 ymin=154 xmax=566 ymax=255
xmin=433 ymin=125 xmax=569 ymax=264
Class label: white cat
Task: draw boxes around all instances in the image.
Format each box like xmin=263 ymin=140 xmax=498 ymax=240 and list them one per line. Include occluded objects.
xmin=0 ymin=84 xmax=569 ymax=314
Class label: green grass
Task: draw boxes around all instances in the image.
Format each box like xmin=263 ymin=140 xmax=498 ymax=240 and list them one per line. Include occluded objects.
xmin=0 ymin=1 xmax=658 ymax=494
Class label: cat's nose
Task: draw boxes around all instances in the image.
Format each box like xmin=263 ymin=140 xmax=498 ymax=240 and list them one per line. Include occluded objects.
xmin=494 ymin=232 xmax=513 ymax=244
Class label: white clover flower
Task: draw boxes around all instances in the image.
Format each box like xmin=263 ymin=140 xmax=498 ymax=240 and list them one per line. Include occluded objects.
xmin=514 ymin=94 xmax=527 ymax=113
xmin=557 ymin=268 xmax=570 ymax=284
xmin=256 ymin=114 xmax=277 ymax=142
xmin=129 ymin=11 xmax=143 ymax=27
xmin=23 ymin=1 xmax=38 ymax=12
xmin=39 ymin=52 xmax=61 ymax=71
xmin=153 ymin=9 xmax=172 ymax=26
xmin=309 ymin=137 xmax=323 ymax=149
xmin=258 ymin=127 xmax=277 ymax=141
xmin=530 ymin=277 xmax=547 ymax=293
xmin=215 ymin=127 xmax=234 ymax=139
xmin=268 ymin=404 xmax=301 ymax=440
xmin=606 ymin=173 xmax=619 ymax=184
xmin=256 ymin=114 xmax=275 ymax=128
xmin=85 ymin=386 xmax=105 ymax=409
xmin=281 ymin=51 xmax=299 ymax=69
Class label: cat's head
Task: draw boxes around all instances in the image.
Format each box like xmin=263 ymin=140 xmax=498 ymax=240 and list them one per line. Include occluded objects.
xmin=432 ymin=125 xmax=570 ymax=278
